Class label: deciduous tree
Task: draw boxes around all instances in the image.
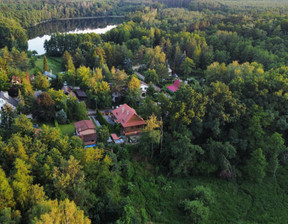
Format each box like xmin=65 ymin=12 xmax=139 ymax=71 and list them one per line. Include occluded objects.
xmin=0 ymin=167 xmax=15 ymax=210
xmin=12 ymin=159 xmax=33 ymax=209
xmin=33 ymin=92 xmax=55 ymax=122
xmin=245 ymin=148 xmax=267 ymax=183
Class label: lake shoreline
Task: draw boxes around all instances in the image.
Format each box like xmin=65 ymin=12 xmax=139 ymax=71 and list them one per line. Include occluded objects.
xmin=28 ymin=18 xmax=122 ymax=55
xmin=27 ymin=15 xmax=125 ymax=28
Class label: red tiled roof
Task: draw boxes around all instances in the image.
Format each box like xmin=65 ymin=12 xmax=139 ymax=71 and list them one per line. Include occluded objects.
xmin=167 ymin=80 xmax=181 ymax=92
xmin=111 ymin=133 xmax=119 ymax=140
xmin=74 ymin=120 xmax=95 ymax=132
xmin=112 ymin=104 xmax=146 ymax=128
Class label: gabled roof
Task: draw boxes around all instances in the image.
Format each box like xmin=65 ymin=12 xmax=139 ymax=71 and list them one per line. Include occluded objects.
xmin=140 ymin=81 xmax=148 ymax=87
xmin=62 ymin=85 xmax=71 ymax=94
xmin=62 ymin=85 xmax=77 ymax=98
xmin=111 ymin=133 xmax=119 ymax=141
xmin=0 ymin=91 xmax=18 ymax=107
xmin=111 ymin=133 xmax=124 ymax=144
xmin=43 ymin=71 xmax=57 ymax=79
xmin=167 ymin=80 xmax=181 ymax=92
xmin=74 ymin=89 xmax=87 ymax=98
xmin=74 ymin=120 xmax=95 ymax=133
xmin=112 ymin=104 xmax=146 ymax=128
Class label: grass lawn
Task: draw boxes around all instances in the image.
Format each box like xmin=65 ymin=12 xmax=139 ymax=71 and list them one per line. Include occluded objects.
xmin=35 ymin=120 xmax=75 ymax=137
xmin=29 ymin=56 xmax=63 ymax=74
xmin=58 ymin=123 xmax=76 ymax=137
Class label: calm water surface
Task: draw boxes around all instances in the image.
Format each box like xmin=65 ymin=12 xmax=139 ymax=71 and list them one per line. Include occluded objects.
xmin=28 ymin=17 xmax=123 ymax=55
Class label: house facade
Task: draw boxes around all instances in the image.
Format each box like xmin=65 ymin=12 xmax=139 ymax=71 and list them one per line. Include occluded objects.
xmin=140 ymin=81 xmax=149 ymax=98
xmin=74 ymin=120 xmax=97 ymax=146
xmin=112 ymin=104 xmax=146 ymax=136
xmin=112 ymin=91 xmax=122 ymax=103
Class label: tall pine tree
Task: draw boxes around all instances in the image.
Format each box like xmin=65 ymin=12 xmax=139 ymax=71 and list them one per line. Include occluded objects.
xmin=43 ymin=55 xmax=49 ymax=72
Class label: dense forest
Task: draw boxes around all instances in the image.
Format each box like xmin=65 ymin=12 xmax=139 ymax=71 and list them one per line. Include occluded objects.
xmin=1 ymin=0 xmax=288 ymax=223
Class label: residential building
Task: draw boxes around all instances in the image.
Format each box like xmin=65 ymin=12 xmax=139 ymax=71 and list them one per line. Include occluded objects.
xmin=62 ymin=82 xmax=77 ymax=98
xmin=0 ymin=91 xmax=18 ymax=110
xmin=11 ymin=76 xmax=22 ymax=85
xmin=74 ymin=89 xmax=88 ymax=101
xmin=140 ymin=81 xmax=149 ymax=98
xmin=167 ymin=80 xmax=181 ymax=93
xmin=112 ymin=91 xmax=122 ymax=103
xmin=43 ymin=70 xmax=57 ymax=81
xmin=111 ymin=133 xmax=124 ymax=144
xmin=112 ymin=104 xmax=146 ymax=136
xmin=0 ymin=91 xmax=18 ymax=121
xmin=74 ymin=120 xmax=97 ymax=146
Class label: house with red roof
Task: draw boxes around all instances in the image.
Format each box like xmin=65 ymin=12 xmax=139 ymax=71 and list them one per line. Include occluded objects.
xmin=167 ymin=80 xmax=181 ymax=93
xmin=11 ymin=76 xmax=22 ymax=85
xmin=112 ymin=104 xmax=146 ymax=136
xmin=111 ymin=133 xmax=124 ymax=144
xmin=74 ymin=120 xmax=97 ymax=146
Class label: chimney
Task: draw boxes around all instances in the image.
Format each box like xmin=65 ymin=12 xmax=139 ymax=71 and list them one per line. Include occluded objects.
xmin=122 ymin=106 xmax=125 ymax=114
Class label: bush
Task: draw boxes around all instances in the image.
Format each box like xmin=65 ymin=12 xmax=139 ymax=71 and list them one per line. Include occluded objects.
xmin=56 ymin=109 xmax=67 ymax=124
xmin=192 ymin=185 xmax=214 ymax=206
xmin=181 ymin=200 xmax=209 ymax=224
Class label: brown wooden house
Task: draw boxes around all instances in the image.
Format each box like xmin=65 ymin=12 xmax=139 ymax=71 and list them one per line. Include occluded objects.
xmin=74 ymin=120 xmax=97 ymax=146
xmin=112 ymin=104 xmax=146 ymax=136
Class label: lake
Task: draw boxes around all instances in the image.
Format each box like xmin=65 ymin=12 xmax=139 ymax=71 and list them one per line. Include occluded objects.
xmin=27 ymin=17 xmax=124 ymax=55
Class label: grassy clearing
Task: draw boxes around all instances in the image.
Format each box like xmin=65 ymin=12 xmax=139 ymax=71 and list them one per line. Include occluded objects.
xmin=58 ymin=123 xmax=76 ymax=136
xmin=30 ymin=55 xmax=63 ymax=74
xmin=38 ymin=121 xmax=75 ymax=137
